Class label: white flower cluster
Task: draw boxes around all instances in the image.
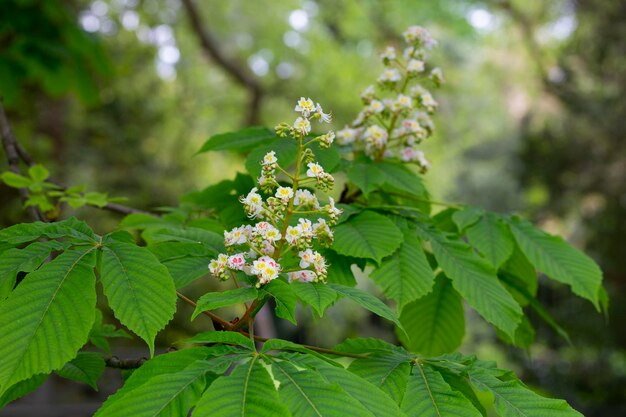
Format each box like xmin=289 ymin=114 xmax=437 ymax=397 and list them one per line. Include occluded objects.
xmin=209 ymin=99 xmax=342 ymax=287
xmin=336 ymin=26 xmax=443 ymax=172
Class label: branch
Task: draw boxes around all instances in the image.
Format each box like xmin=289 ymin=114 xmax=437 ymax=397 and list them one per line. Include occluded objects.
xmin=180 ymin=0 xmax=264 ymax=126
xmin=0 ymin=100 xmax=45 ymax=221
xmin=105 ymin=356 xmax=147 ymax=369
xmin=176 ymin=291 xmax=233 ymax=331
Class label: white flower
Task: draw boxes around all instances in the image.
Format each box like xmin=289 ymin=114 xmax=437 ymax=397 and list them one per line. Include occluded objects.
xmin=364 ymin=125 xmax=389 ymax=148
xmin=320 ymin=131 xmax=335 ymax=148
xmin=327 ymin=197 xmax=342 ymax=219
xmin=315 ymin=103 xmax=332 ymax=123
xmin=380 ymin=46 xmax=396 ymax=61
xmin=396 ymin=94 xmax=413 ymax=110
xmin=294 ymin=117 xmax=311 ymax=135
xmin=403 ymin=26 xmax=436 ymax=49
xmin=255 ymin=222 xmax=281 ymax=242
xmin=421 ymin=92 xmax=438 ymax=109
xmin=294 ymin=189 xmax=319 ymax=208
xmin=298 ymin=249 xmax=315 ymax=268
xmin=336 ymin=127 xmax=357 ymax=145
xmin=298 ymin=218 xmax=313 ymax=237
xmin=227 ymin=253 xmax=246 ymax=270
xmin=407 ymin=59 xmax=425 ymax=73
xmin=275 ymin=186 xmax=294 ymax=203
xmin=262 ymin=151 xmax=277 ymax=165
xmin=241 ymin=187 xmax=262 ymax=206
xmin=368 ymin=100 xmax=385 ymax=114
xmin=208 ymin=253 xmax=229 ymax=275
xmin=378 ymin=68 xmax=401 ymax=83
xmin=360 ymin=85 xmax=376 ymax=102
xmin=400 ymin=147 xmax=418 ymax=162
xmin=415 ymin=150 xmax=430 ymax=169
xmin=287 ymin=270 xmax=317 ymax=283
xmin=285 ymin=225 xmax=303 ymax=245
xmin=224 ymin=226 xmax=248 ymax=246
xmin=430 ymin=67 xmax=444 ymax=85
xmin=306 ymin=162 xmax=325 ymax=178
xmin=295 ymin=97 xmax=315 ymax=116
xmin=409 ymin=85 xmax=428 ymax=97
xmin=251 ymin=256 xmax=281 ymax=284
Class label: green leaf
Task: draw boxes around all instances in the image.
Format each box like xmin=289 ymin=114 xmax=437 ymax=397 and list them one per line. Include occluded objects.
xmin=27 ymin=164 xmax=49 ymax=182
xmin=289 ymin=355 xmax=407 ymax=417
xmin=452 ymin=206 xmax=483 ymax=232
xmin=416 ymin=223 xmax=522 ymax=339
xmin=401 ymin=364 xmax=483 ymax=417
xmin=467 ymin=366 xmax=583 ymax=417
xmin=192 ymin=287 xmax=258 ymax=319
xmin=500 ymin=245 xmax=538 ymax=305
xmin=507 ymin=217 xmax=603 ymax=310
xmin=291 ymin=282 xmax=338 ymax=316
xmin=347 ymin=352 xmax=412 ymax=405
xmin=376 ymin=162 xmax=428 ymax=198
xmin=465 ymin=212 xmax=514 ymax=268
xmin=100 ymin=241 xmax=177 ymax=356
xmin=0 ymin=373 xmax=48 ymax=408
xmin=182 ymin=331 xmax=255 ymax=351
xmin=149 ymin=242 xmax=214 ymax=288
xmin=89 ymin=309 xmax=130 ymax=352
xmin=334 ymin=337 xmax=408 ymax=355
xmin=0 ymin=217 xmax=98 ymax=244
xmin=332 ymin=211 xmax=403 ymax=263
xmin=324 ymin=251 xmax=357 ymax=286
xmin=0 ymin=240 xmax=67 ymax=301
xmin=197 ymin=127 xmax=276 ymax=154
xmin=142 ymin=226 xmax=224 ymax=253
xmin=0 ymin=171 xmax=32 ymax=188
xmin=371 ymin=230 xmax=435 ymax=311
xmin=261 ymin=279 xmax=297 ymax=324
xmin=329 ymin=283 xmax=404 ymax=331
xmin=193 ymin=355 xmax=290 ymax=417
xmin=96 ymin=359 xmax=214 ymax=417
xmin=272 ymin=360 xmax=376 ymax=417
xmin=347 ymin=162 xmax=386 ymax=195
xmin=398 ymin=274 xmax=464 ymax=356
xmin=260 ymin=339 xmax=341 ymax=366
xmin=56 ymin=352 xmax=105 ymax=390
xmin=0 ymin=248 xmax=97 ymax=394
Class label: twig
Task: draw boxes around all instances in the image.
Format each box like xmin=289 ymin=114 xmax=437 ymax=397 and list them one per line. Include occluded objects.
xmin=180 ymin=0 xmax=264 ymax=126
xmin=105 ymin=356 xmax=147 ymax=369
xmin=176 ymin=291 xmax=233 ymax=330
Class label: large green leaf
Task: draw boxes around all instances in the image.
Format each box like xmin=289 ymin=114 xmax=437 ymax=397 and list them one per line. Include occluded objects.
xmin=416 ymin=223 xmax=522 ymax=338
xmin=149 ymin=242 xmax=214 ymax=289
xmin=401 ymin=364 xmax=483 ymax=417
xmin=329 ymin=283 xmax=404 ymax=331
xmin=261 ymin=279 xmax=298 ymax=324
xmin=261 ymin=340 xmax=341 ymax=366
xmin=398 ymin=274 xmax=464 ymax=356
xmin=142 ymin=226 xmax=224 ymax=253
xmin=0 ymin=248 xmax=97 ymax=394
xmin=507 ymin=217 xmax=603 ymax=310
xmin=288 ymin=354 xmax=406 ymax=417
xmin=346 ymin=162 xmax=386 ymax=195
xmin=193 ymin=355 xmax=290 ymax=416
xmin=272 ymin=360 xmax=375 ymax=417
xmin=100 ymin=241 xmax=177 ymax=355
xmin=182 ymin=331 xmax=255 ymax=351
xmin=465 ymin=212 xmax=514 ymax=268
xmin=371 ymin=230 xmax=435 ymax=311
xmin=96 ymin=359 xmax=214 ymax=417
xmin=198 ymin=127 xmax=276 ymax=154
xmin=0 ymin=217 xmax=97 ymax=244
xmin=192 ymin=287 xmax=258 ymax=319
xmin=291 ymin=282 xmax=338 ymax=316
xmin=467 ymin=367 xmax=583 ymax=417
xmin=376 ymin=162 xmax=428 ymax=198
xmin=332 ymin=211 xmax=403 ymax=263
xmin=56 ymin=352 xmax=105 ymax=390
xmin=0 ymin=240 xmax=66 ymax=300
xmin=347 ymin=352 xmax=412 ymax=405
xmin=324 ymin=251 xmax=357 ymax=287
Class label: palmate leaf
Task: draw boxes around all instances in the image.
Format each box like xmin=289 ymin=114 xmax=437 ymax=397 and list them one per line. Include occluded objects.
xmin=100 ymin=240 xmax=177 ymax=356
xmin=0 ymin=248 xmax=97 ymax=394
xmin=467 ymin=367 xmax=583 ymax=417
xmin=271 ymin=360 xmax=376 ymax=417
xmin=56 ymin=352 xmax=105 ymax=390
xmin=465 ymin=212 xmax=514 ymax=268
xmin=415 ymin=222 xmax=522 ymax=339
xmin=371 ymin=230 xmax=435 ymax=311
xmin=193 ymin=355 xmax=290 ymax=417
xmin=291 ymin=281 xmax=338 ymax=316
xmin=401 ymin=364 xmax=483 ymax=417
xmin=332 ymin=211 xmax=403 ymax=264
xmin=192 ymin=287 xmax=258 ymax=319
xmin=96 ymin=360 xmax=214 ymax=417
xmin=0 ymin=240 xmax=67 ymax=300
xmin=398 ymin=274 xmax=464 ymax=356
xmin=198 ymin=126 xmax=276 ymax=154
xmin=507 ymin=217 xmax=603 ymax=310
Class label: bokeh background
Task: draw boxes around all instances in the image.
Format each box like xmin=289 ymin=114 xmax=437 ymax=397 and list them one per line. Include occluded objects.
xmin=1 ymin=0 xmax=625 ymax=416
